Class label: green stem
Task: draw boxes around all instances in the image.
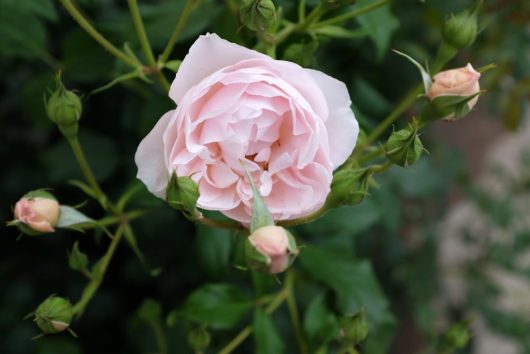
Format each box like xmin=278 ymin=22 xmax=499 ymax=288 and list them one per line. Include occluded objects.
xmin=127 ymin=0 xmax=170 ymax=92
xmin=217 ymin=280 xmax=290 ymax=354
xmin=150 ymin=319 xmax=169 ymax=354
xmin=58 ymin=0 xmax=140 ymax=69
xmin=272 ymin=4 xmax=327 ymax=45
xmin=68 ymin=137 xmax=108 ymax=209
xmin=196 ymin=215 xmax=243 ymax=230
xmin=298 ymin=0 xmax=307 ymax=22
xmin=286 ymin=273 xmax=309 ymax=354
xmin=352 ymin=85 xmax=422 ymax=160
xmin=75 ymin=210 xmax=148 ymax=230
xmin=72 ymin=224 xmax=125 ymax=316
xmin=278 ymin=206 xmax=328 ymax=227
xmin=358 ymin=147 xmax=385 ymax=165
xmin=159 ymin=0 xmax=197 ymax=64
xmin=311 ymin=0 xmax=390 ymax=29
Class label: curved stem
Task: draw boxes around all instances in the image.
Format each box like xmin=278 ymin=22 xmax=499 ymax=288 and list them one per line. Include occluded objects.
xmin=58 ymin=0 xmax=140 ymax=69
xmin=127 ymin=0 xmax=170 ymax=91
xmin=278 ymin=206 xmax=328 ymax=227
xmin=72 ymin=224 xmax=125 ymax=316
xmin=68 ymin=137 xmax=108 ymax=209
xmin=159 ymin=0 xmax=196 ymax=64
xmin=311 ymin=0 xmax=390 ymax=29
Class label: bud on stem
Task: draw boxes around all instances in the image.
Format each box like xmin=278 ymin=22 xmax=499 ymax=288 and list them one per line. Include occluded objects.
xmin=45 ymin=72 xmax=82 ymax=139
xmin=240 ymin=0 xmax=277 ymax=32
xmin=34 ymin=296 xmax=74 ymax=335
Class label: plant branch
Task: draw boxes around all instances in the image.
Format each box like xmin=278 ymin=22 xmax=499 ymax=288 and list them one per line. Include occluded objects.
xmin=286 ymin=272 xmax=309 ymax=354
xmin=127 ymin=0 xmax=170 ymax=91
xmin=159 ymin=0 xmax=197 ymax=64
xmin=58 ymin=0 xmax=140 ymax=69
xmin=311 ymin=0 xmax=390 ymax=29
xmin=196 ymin=215 xmax=243 ymax=230
xmin=72 ymin=224 xmax=125 ymax=316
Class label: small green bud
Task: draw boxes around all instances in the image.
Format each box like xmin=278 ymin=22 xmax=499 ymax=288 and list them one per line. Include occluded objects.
xmin=137 ymin=298 xmax=162 ymax=323
xmin=325 ymin=168 xmax=373 ymax=208
xmin=166 ymin=172 xmax=201 ymax=219
xmin=444 ymin=322 xmax=471 ymax=349
xmin=46 ymin=73 xmax=82 ymax=139
xmin=34 ymin=296 xmax=73 ymax=334
xmin=443 ymin=10 xmax=478 ymax=49
xmin=188 ymin=326 xmax=211 ymax=352
xmin=384 ymin=120 xmax=423 ymax=167
xmin=240 ymin=0 xmax=276 ymax=32
xmin=339 ymin=310 xmax=369 ymax=344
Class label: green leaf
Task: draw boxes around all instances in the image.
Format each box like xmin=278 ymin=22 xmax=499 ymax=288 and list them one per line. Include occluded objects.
xmin=56 ymin=206 xmax=94 ymax=228
xmin=68 ymin=242 xmax=89 ymax=272
xmin=253 ymin=309 xmax=284 ymax=354
xmin=393 ymin=50 xmax=432 ymax=93
xmin=180 ymin=284 xmax=253 ymax=329
xmin=195 ymin=225 xmax=233 ymax=278
xmin=299 ymin=248 xmax=391 ymax=325
xmin=304 ymin=292 xmax=339 ymax=348
xmin=354 ymin=0 xmax=399 ymax=60
xmin=137 ymin=298 xmax=162 ymax=323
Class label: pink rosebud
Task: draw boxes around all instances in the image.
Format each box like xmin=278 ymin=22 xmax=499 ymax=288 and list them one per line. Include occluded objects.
xmin=14 ymin=197 xmax=60 ymax=233
xmin=427 ymin=63 xmax=481 ymax=110
xmin=249 ymin=225 xmax=291 ymax=274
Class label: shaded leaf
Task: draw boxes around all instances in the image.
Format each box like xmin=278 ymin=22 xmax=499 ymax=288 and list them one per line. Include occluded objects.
xmin=253 ymin=309 xmax=284 ymax=354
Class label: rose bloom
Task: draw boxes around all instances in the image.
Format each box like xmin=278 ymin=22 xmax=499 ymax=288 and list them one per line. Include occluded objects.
xmin=14 ymin=197 xmax=60 ymax=233
xmin=427 ymin=63 xmax=481 ymax=109
xmin=135 ymin=33 xmax=358 ymax=223
xmin=249 ymin=225 xmax=290 ymax=274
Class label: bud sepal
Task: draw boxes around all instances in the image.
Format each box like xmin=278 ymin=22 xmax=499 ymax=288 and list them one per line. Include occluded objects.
xmin=384 ymin=119 xmax=424 ymax=167
xmin=45 ymin=72 xmax=82 ymax=139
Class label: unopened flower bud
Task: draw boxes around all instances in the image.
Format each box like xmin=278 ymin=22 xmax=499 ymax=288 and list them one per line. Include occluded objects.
xmin=240 ymin=0 xmax=276 ymax=32
xmin=13 ymin=190 xmax=60 ymax=234
xmin=444 ymin=322 xmax=471 ymax=349
xmin=384 ymin=120 xmax=424 ymax=167
xmin=325 ymin=168 xmax=373 ymax=208
xmin=46 ymin=73 xmax=82 ymax=139
xmin=34 ymin=296 xmax=73 ymax=334
xmin=245 ymin=225 xmax=298 ymax=274
xmin=166 ymin=172 xmax=201 ymax=219
xmin=443 ymin=9 xmax=478 ymax=49
xmin=339 ymin=310 xmax=369 ymax=344
xmin=426 ymin=63 xmax=481 ymax=121
xmin=188 ymin=326 xmax=211 ymax=352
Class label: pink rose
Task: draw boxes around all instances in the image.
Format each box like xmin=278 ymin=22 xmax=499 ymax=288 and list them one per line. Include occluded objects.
xmin=248 ymin=225 xmax=291 ymax=274
xmin=427 ymin=63 xmax=481 ymax=109
xmin=135 ymin=33 xmax=359 ymax=223
xmin=14 ymin=197 xmax=60 ymax=233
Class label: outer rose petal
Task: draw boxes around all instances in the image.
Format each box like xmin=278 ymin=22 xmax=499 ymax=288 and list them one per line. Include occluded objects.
xmin=135 ymin=111 xmax=174 ymax=198
xmin=169 ymin=33 xmax=267 ymax=104
xmin=305 ymin=69 xmax=359 ymax=168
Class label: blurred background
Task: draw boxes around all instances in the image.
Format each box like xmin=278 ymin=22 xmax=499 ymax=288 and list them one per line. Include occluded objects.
xmin=1 ymin=0 xmax=530 ymax=353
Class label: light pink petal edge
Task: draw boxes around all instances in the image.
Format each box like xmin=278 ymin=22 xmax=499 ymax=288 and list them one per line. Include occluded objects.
xmin=135 ymin=111 xmax=174 ymax=198
xmin=305 ymin=69 xmax=359 ymax=169
xmin=169 ymin=33 xmax=268 ymax=104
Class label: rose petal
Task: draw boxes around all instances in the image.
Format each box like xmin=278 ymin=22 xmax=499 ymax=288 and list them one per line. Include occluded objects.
xmin=135 ymin=110 xmax=174 ymax=198
xmin=169 ymin=33 xmax=267 ymax=104
xmin=305 ymin=69 xmax=359 ymax=169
